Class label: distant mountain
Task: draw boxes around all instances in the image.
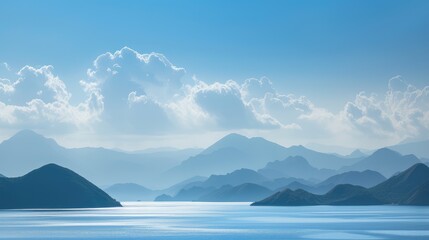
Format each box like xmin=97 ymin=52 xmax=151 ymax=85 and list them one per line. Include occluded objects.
xmin=0 ymin=130 xmax=68 ymax=175
xmin=154 ymin=194 xmax=174 ymax=201
xmin=0 ymin=173 xmax=5 ymax=178
xmin=284 ymin=145 xmax=361 ymax=169
xmin=259 ymin=177 xmax=315 ymax=191
xmin=389 ymin=140 xmax=429 ymax=159
xmin=305 ymin=143 xmax=371 ymax=156
xmin=167 ymin=133 xmax=358 ymax=182
xmin=278 ymin=170 xmax=386 ymax=195
xmin=130 ymin=147 xmax=202 ymax=155
xmin=277 ymin=181 xmax=322 ymax=194
xmin=167 ymin=133 xmax=288 ymax=180
xmin=162 ymin=176 xmax=208 ymax=195
xmin=104 ymin=183 xmax=160 ymax=201
xmin=258 ymin=156 xmax=336 ymax=181
xmin=341 ymin=148 xmax=421 ymax=177
xmin=252 ymin=163 xmax=429 ymax=206
xmin=155 ymin=186 xmax=216 ymax=201
xmin=201 ymin=168 xmax=269 ymax=188
xmin=198 ymin=183 xmax=273 ymax=202
xmin=155 ymin=183 xmax=273 ymax=202
xmin=318 ymin=170 xmax=386 ymax=189
xmin=346 ymin=149 xmax=367 ymax=158
xmin=0 ymin=164 xmax=121 ymax=209
xmin=0 ymin=130 xmax=196 ymax=188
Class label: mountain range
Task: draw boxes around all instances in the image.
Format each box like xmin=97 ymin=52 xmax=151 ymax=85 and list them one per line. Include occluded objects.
xmin=155 ymin=183 xmax=274 ymax=202
xmin=1 ymin=130 xmax=426 ymax=203
xmin=388 ymin=140 xmax=429 ymax=159
xmin=0 ymin=130 xmax=198 ymax=188
xmin=277 ymin=170 xmax=386 ymax=195
xmin=167 ymin=133 xmax=362 ymax=182
xmin=258 ymin=156 xmax=336 ymax=181
xmin=252 ymin=163 xmax=429 ymax=206
xmin=0 ymin=164 xmax=121 ymax=209
xmin=340 ymin=148 xmax=421 ymax=177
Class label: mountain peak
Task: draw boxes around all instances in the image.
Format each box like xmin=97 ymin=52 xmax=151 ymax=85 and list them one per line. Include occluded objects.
xmin=223 ymin=133 xmax=248 ymax=140
xmin=11 ymin=129 xmax=44 ymax=139
xmin=25 ymin=163 xmax=72 ymax=178
xmin=371 ymin=148 xmax=401 ymax=158
xmin=399 ymin=163 xmax=429 ymax=178
xmin=2 ymin=130 xmax=59 ymax=147
xmin=347 ymin=149 xmax=366 ymax=158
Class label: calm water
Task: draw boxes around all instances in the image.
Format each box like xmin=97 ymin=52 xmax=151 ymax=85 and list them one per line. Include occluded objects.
xmin=1 ymin=202 xmax=429 ymax=239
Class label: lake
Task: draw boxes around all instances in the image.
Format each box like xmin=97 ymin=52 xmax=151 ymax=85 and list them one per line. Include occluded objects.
xmin=1 ymin=202 xmax=428 ymax=239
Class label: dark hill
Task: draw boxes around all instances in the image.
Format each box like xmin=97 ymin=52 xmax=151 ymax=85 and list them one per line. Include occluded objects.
xmin=371 ymin=163 xmax=429 ymax=204
xmin=0 ymin=164 xmax=121 ymax=209
xmin=252 ymin=163 xmax=429 ymax=206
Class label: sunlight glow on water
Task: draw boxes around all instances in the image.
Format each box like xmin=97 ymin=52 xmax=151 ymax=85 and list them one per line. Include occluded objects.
xmin=0 ymin=202 xmax=428 ymax=239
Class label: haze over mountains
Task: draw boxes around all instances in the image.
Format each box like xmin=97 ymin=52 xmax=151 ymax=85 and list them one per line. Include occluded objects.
xmin=388 ymin=140 xmax=429 ymax=159
xmin=0 ymin=130 xmax=197 ymax=188
xmin=0 ymin=129 xmax=427 ymax=205
xmin=277 ymin=170 xmax=386 ymax=195
xmin=252 ymin=163 xmax=429 ymax=206
xmin=167 ymin=133 xmax=363 ymax=183
xmin=258 ymin=156 xmax=336 ymax=181
xmin=341 ymin=148 xmax=421 ymax=177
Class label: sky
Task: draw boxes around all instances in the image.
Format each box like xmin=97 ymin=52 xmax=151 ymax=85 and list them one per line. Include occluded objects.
xmin=0 ymin=0 xmax=428 ymax=151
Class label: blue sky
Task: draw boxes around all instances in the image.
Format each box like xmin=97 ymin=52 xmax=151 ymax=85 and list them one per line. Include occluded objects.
xmin=0 ymin=0 xmax=428 ymax=151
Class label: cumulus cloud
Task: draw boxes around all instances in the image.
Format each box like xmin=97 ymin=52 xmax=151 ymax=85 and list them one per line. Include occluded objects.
xmin=0 ymin=65 xmax=100 ymax=130
xmin=82 ymin=47 xmax=282 ymax=133
xmin=341 ymin=76 xmax=429 ymax=141
xmin=0 ymin=48 xmax=427 ymax=147
xmin=82 ymin=47 xmax=186 ymax=133
xmin=185 ymin=79 xmax=281 ymax=129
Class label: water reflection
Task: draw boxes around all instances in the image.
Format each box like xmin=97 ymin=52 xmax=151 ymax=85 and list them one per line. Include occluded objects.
xmin=0 ymin=202 xmax=428 ymax=239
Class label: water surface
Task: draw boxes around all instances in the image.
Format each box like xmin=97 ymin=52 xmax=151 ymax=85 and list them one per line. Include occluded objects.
xmin=1 ymin=202 xmax=428 ymax=239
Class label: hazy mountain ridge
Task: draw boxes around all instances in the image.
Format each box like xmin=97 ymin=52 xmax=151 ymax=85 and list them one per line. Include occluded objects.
xmin=2 ymin=130 xmax=426 ymax=204
xmin=258 ymin=156 xmax=336 ymax=181
xmin=0 ymin=130 xmax=198 ymax=188
xmin=198 ymin=183 xmax=273 ymax=202
xmin=276 ymin=170 xmax=386 ymax=195
xmin=155 ymin=183 xmax=273 ymax=202
xmin=105 ymin=176 xmax=208 ymax=201
xmin=167 ymin=133 xmax=360 ymax=183
xmin=340 ymin=148 xmax=421 ymax=177
xmin=252 ymin=163 xmax=429 ymax=206
xmin=388 ymin=140 xmax=429 ymax=159
xmin=0 ymin=164 xmax=121 ymax=209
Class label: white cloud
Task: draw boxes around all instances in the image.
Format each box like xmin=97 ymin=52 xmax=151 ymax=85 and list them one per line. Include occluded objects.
xmin=186 ymin=79 xmax=281 ymax=129
xmin=341 ymin=76 xmax=429 ymax=141
xmin=83 ymin=48 xmax=282 ymax=133
xmin=0 ymin=65 xmax=100 ymax=131
xmin=0 ymin=48 xmax=427 ymax=148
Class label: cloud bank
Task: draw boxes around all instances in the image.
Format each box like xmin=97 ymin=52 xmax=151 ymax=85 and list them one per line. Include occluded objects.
xmin=0 ymin=48 xmax=428 ymax=147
